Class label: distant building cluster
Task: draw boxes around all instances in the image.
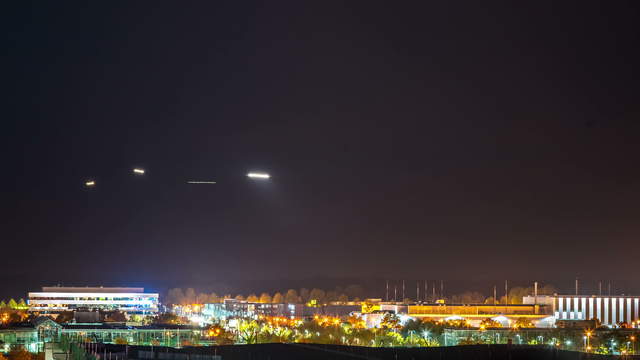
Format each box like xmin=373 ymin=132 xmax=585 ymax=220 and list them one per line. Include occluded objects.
xmin=19 ymin=285 xmax=640 ymax=330
xmin=0 ymin=284 xmax=635 ymax=354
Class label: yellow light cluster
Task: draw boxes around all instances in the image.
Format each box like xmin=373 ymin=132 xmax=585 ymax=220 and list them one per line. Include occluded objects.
xmin=174 ymin=304 xmax=203 ymax=313
xmin=314 ymin=315 xmax=342 ymax=327
xmin=207 ymin=328 xmax=222 ymax=337
xmin=259 ymin=316 xmax=302 ymax=327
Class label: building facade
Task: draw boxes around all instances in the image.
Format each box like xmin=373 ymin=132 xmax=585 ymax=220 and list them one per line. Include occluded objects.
xmin=0 ymin=319 xmax=205 ymax=352
xmin=203 ymin=299 xmax=302 ymax=320
xmin=28 ymin=287 xmax=159 ymax=316
xmin=201 ymin=299 xmax=360 ymax=321
xmin=0 ymin=317 xmax=61 ymax=353
xmin=553 ymin=295 xmax=640 ymax=326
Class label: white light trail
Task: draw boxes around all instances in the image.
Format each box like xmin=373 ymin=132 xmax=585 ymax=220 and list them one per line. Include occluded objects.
xmin=247 ymin=172 xmax=270 ymax=179
xmin=85 ymin=180 xmax=95 ymax=187
xmin=133 ymin=168 xmax=145 ymax=174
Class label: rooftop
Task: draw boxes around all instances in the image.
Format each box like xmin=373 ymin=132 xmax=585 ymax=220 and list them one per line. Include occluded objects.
xmin=41 ymin=286 xmax=146 ymax=293
xmin=61 ymin=323 xmax=201 ymax=330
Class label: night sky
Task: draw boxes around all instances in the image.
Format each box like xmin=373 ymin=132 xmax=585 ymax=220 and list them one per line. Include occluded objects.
xmin=3 ymin=2 xmax=639 ymax=299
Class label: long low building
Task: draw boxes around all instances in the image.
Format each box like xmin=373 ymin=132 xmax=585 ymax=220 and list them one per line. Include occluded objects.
xmin=368 ymin=303 xmax=555 ymax=328
xmin=406 ymin=304 xmax=550 ymax=316
xmin=28 ymin=286 xmax=159 ymax=316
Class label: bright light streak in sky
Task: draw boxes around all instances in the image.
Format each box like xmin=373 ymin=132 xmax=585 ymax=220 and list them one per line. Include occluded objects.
xmin=85 ymin=180 xmax=95 ymax=187
xmin=133 ymin=168 xmax=145 ymax=174
xmin=247 ymin=172 xmax=270 ymax=179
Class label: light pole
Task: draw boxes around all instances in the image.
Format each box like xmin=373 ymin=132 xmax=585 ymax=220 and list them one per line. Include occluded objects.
xmin=585 ymin=331 xmax=592 ymax=352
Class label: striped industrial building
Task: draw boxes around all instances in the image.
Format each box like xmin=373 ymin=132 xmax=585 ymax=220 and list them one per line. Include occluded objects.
xmin=554 ymin=295 xmax=640 ymax=326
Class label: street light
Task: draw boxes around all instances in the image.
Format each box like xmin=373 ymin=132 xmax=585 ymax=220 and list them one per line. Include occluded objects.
xmin=247 ymin=172 xmax=270 ymax=179
xmin=585 ymin=330 xmax=592 ymax=352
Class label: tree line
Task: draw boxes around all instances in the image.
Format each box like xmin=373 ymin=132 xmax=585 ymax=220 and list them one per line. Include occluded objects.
xmin=165 ymin=284 xmax=557 ymax=305
xmin=0 ymin=299 xmax=28 ymax=310
xmin=165 ymin=285 xmax=366 ymax=305
xmin=0 ymin=299 xmax=30 ymax=325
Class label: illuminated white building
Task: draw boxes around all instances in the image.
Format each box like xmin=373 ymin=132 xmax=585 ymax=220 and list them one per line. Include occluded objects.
xmin=28 ymin=287 xmax=159 ymax=315
xmin=554 ymin=295 xmax=640 ymax=326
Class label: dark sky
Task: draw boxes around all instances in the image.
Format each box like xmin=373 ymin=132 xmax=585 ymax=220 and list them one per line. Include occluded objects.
xmin=3 ymin=1 xmax=640 ymax=299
